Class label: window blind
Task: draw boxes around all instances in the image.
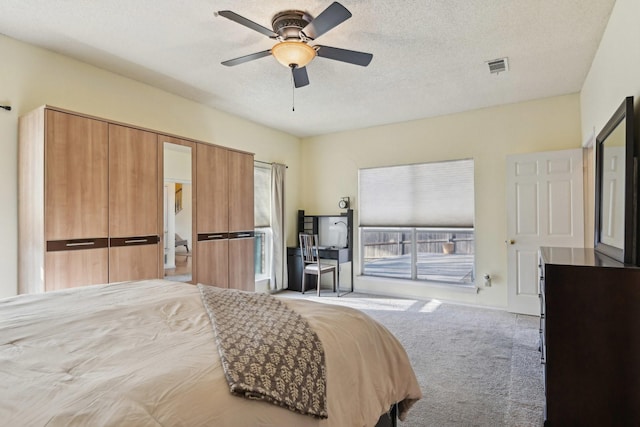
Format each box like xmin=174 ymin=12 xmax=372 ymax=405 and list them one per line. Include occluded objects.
xmin=359 ymin=159 xmax=474 ymax=227
xmin=254 ymin=164 xmax=271 ymax=227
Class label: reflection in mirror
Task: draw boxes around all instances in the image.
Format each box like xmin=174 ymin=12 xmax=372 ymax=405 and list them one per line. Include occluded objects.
xmin=594 ymin=96 xmax=636 ymax=265
xmin=600 ymin=118 xmax=626 ymax=250
xmin=164 ymin=142 xmax=192 ymax=282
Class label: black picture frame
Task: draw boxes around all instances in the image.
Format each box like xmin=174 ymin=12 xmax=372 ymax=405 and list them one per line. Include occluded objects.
xmin=594 ymin=96 xmax=636 ymax=264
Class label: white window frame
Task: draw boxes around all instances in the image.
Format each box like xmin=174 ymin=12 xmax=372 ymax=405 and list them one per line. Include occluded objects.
xmin=254 ymin=227 xmax=273 ymax=282
xmin=254 ymin=163 xmax=272 ymax=281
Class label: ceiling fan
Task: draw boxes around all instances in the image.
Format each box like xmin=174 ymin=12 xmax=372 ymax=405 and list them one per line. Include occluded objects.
xmin=215 ymin=2 xmax=373 ymax=88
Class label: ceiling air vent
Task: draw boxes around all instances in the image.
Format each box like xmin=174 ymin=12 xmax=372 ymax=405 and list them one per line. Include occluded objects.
xmin=487 ymin=57 xmax=509 ymax=75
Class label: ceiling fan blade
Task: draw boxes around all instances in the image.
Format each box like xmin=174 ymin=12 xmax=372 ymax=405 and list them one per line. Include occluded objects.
xmin=315 ymin=45 xmax=373 ymax=66
xmin=302 ymin=2 xmax=352 ymax=40
xmin=221 ymin=50 xmax=272 ymax=67
xmin=292 ymin=66 xmax=310 ymax=88
xmin=215 ymin=10 xmax=278 ymax=38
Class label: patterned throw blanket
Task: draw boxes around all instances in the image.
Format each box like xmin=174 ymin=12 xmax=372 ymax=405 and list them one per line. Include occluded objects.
xmin=198 ymin=285 xmax=328 ymax=419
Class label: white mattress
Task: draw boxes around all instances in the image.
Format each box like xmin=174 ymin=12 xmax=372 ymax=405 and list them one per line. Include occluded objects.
xmin=0 ymin=280 xmax=421 ymax=426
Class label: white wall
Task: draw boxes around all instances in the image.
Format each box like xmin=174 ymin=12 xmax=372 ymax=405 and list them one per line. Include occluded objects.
xmin=301 ymin=95 xmax=582 ymax=308
xmin=580 ymin=0 xmax=640 ymax=244
xmin=581 ymin=0 xmax=640 ymax=140
xmin=164 ymin=146 xmax=191 ymax=182
xmin=0 ymin=34 xmax=301 ymax=298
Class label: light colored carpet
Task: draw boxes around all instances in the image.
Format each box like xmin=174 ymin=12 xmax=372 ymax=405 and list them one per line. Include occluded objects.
xmin=164 ymin=274 xmax=192 ymax=282
xmin=279 ymin=291 xmax=545 ymax=427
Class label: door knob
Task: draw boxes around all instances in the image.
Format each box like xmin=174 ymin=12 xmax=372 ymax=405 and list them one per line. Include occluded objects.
xmin=506 ymin=239 xmax=515 ymax=245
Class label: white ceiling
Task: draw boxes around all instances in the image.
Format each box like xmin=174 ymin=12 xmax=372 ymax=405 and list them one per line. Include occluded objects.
xmin=0 ymin=0 xmax=616 ymax=137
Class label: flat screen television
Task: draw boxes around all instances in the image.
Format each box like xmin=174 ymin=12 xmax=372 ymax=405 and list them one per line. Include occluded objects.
xmin=594 ymin=96 xmax=637 ymax=264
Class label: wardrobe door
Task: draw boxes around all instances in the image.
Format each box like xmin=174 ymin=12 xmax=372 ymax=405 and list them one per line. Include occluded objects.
xmin=109 ymin=243 xmax=160 ymax=283
xmin=45 ymin=249 xmax=109 ymax=291
xmin=228 ymin=150 xmax=254 ymax=232
xmin=195 ymin=144 xmax=228 ymax=287
xmin=196 ymin=238 xmax=229 ymax=288
xmin=228 ymin=150 xmax=255 ymax=290
xmin=45 ymin=110 xmax=109 ymax=289
xmin=196 ymin=144 xmax=228 ymax=233
xmin=108 ymin=124 xmax=161 ymax=281
xmin=46 ymin=110 xmax=109 ymax=240
xmin=229 ymin=237 xmax=254 ymax=291
xmin=161 ymin=136 xmax=196 ymax=284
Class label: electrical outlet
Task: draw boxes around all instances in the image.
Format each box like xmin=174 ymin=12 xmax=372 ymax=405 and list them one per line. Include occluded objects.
xmin=483 ymin=274 xmax=492 ymax=287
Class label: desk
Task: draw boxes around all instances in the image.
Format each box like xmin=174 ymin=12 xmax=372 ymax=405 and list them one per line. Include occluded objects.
xmin=287 ymin=246 xmax=353 ymax=296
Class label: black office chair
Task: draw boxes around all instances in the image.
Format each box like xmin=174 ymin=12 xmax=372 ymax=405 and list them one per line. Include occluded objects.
xmin=299 ymin=233 xmax=336 ymax=296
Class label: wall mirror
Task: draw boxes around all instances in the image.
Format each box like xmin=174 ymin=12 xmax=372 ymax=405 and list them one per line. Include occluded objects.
xmin=163 ymin=141 xmax=193 ymax=282
xmin=594 ymin=96 xmax=636 ymax=264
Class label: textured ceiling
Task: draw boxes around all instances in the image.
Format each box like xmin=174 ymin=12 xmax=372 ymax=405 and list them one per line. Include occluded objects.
xmin=0 ymin=0 xmax=616 ymax=137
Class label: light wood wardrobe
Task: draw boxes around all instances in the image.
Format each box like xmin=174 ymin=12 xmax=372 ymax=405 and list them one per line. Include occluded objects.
xmin=196 ymin=144 xmax=254 ymax=290
xmin=18 ymin=106 xmax=254 ymax=294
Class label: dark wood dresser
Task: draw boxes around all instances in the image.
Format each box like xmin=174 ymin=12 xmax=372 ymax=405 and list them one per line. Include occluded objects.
xmin=539 ymin=247 xmax=640 ymax=426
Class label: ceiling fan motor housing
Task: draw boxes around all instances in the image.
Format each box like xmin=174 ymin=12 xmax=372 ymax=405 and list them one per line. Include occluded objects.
xmin=271 ymin=11 xmax=310 ymax=40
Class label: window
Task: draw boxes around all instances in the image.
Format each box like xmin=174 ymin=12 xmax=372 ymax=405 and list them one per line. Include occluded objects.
xmin=359 ymin=159 xmax=475 ymax=285
xmin=254 ymin=163 xmax=272 ymax=281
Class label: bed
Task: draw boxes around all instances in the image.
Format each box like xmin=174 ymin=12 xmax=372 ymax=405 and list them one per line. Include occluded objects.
xmin=0 ymin=280 xmax=421 ymax=426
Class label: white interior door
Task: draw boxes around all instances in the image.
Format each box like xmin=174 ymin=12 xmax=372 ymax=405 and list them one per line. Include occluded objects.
xmin=506 ymin=149 xmax=584 ymax=315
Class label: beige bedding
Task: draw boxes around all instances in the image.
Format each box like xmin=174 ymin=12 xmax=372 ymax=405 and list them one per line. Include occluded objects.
xmin=0 ymin=280 xmax=421 ymax=426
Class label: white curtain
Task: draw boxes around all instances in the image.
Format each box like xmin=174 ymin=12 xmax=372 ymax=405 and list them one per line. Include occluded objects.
xmin=270 ymin=163 xmax=287 ymax=291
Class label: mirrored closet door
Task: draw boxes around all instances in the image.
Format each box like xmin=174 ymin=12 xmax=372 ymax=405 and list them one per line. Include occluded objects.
xmin=162 ymin=138 xmax=195 ymax=283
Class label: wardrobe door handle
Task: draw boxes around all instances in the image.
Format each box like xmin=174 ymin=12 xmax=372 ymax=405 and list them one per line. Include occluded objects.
xmin=66 ymin=241 xmax=95 ymax=247
xmin=229 ymin=231 xmax=255 ymax=239
xmin=48 ymin=238 xmax=108 ymax=252
xmin=125 ymin=238 xmax=148 ymax=244
xmin=198 ymin=233 xmax=228 ymax=241
xmin=110 ymin=235 xmax=159 ymax=247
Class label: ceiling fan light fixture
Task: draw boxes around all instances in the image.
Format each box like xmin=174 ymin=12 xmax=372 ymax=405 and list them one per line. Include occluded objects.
xmin=271 ymin=41 xmax=316 ymax=68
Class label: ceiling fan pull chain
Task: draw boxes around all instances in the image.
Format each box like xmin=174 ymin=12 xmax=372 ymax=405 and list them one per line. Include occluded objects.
xmin=291 ymin=68 xmax=295 ymax=112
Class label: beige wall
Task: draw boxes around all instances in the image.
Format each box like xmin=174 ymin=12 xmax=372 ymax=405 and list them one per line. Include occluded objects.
xmin=298 ymin=0 xmax=640 ymax=309
xmin=0 ymin=34 xmax=301 ymax=298
xmin=580 ymin=0 xmax=640 ymax=246
xmin=301 ymin=95 xmax=582 ymax=308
